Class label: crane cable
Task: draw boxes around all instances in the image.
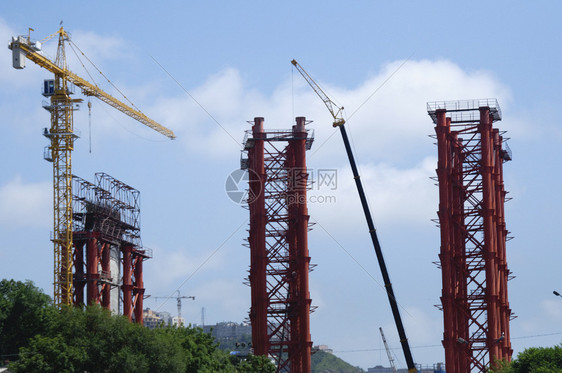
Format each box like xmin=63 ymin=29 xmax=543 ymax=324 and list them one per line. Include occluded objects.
xmin=67 ymin=39 xmax=143 ymax=114
xmin=67 ymin=39 xmax=167 ymax=142
xmin=67 ymin=41 xmax=99 ymax=88
xmin=88 ymin=99 xmax=92 ymax=153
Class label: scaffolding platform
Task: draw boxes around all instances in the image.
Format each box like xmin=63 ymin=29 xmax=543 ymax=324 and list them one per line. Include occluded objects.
xmin=427 ymin=98 xmax=502 ymax=124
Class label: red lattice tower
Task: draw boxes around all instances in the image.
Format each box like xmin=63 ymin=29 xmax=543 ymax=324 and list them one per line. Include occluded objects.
xmin=243 ymin=117 xmax=314 ymax=373
xmin=428 ymin=99 xmax=514 ymax=372
xmin=72 ymin=173 xmax=150 ymax=324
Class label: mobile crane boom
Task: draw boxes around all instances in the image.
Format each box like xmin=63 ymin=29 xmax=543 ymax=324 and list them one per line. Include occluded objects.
xmin=291 ymin=59 xmax=416 ymax=373
xmin=9 ymin=27 xmax=175 ymax=307
xmin=380 ymin=327 xmax=397 ymax=373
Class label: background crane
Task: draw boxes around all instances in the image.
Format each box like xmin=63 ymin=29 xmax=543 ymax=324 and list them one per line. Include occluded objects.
xmin=9 ymin=27 xmax=176 ymax=307
xmin=380 ymin=327 xmax=397 ymax=373
xmin=149 ymin=290 xmax=195 ymax=326
xmin=291 ymin=59 xmax=417 ymax=373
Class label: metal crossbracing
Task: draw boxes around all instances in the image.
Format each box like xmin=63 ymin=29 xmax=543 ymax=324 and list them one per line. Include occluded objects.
xmin=243 ymin=117 xmax=314 ymax=373
xmin=72 ymin=173 xmax=150 ymax=323
xmin=428 ymin=100 xmax=513 ymax=372
xmin=9 ymin=27 xmax=174 ymax=307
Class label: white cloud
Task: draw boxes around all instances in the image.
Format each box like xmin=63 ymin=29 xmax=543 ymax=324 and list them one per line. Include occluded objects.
xmin=401 ymin=306 xmax=443 ymax=347
xmin=305 ymin=59 xmax=511 ymax=163
xmin=145 ymin=245 xmax=228 ymax=290
xmin=310 ymin=157 xmax=438 ymax=229
xmin=0 ymin=176 xmax=51 ymax=228
xmin=69 ymin=30 xmax=131 ymax=63
xmin=191 ymin=278 xmax=249 ymax=321
xmin=541 ymin=299 xmax=562 ymax=322
xmin=115 ymin=58 xmax=514 ymax=170
xmin=519 ymin=298 xmax=562 ymax=333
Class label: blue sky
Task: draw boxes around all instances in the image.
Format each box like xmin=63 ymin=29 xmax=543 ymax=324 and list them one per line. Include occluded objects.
xmin=1 ymin=1 xmax=562 ymax=370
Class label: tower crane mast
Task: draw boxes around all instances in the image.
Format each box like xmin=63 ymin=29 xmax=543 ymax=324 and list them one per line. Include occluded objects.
xmin=291 ymin=59 xmax=416 ymax=373
xmin=9 ymin=27 xmax=175 ymax=307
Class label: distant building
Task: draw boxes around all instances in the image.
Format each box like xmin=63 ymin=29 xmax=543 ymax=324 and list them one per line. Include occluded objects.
xmin=172 ymin=316 xmax=185 ymax=327
xmin=202 ymin=321 xmax=251 ymax=339
xmin=314 ymin=344 xmax=333 ymax=354
xmin=142 ymin=308 xmax=173 ymax=329
xmin=368 ymin=365 xmax=393 ymax=373
xmin=369 ymin=363 xmax=445 ymax=373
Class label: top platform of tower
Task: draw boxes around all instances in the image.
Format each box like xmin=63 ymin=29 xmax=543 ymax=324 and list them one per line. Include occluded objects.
xmin=427 ymin=98 xmax=502 ymax=124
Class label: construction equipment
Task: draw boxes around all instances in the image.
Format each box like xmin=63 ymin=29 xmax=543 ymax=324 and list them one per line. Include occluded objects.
xmin=291 ymin=59 xmax=416 ymax=373
xmin=9 ymin=27 xmax=176 ymax=307
xmin=380 ymin=327 xmax=397 ymax=373
xmin=150 ymin=290 xmax=195 ymax=325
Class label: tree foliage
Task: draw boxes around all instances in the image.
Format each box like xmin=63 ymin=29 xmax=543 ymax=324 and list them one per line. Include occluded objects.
xmin=1 ymin=279 xmax=275 ymax=372
xmin=0 ymin=279 xmax=53 ymax=364
xmin=492 ymin=345 xmax=562 ymax=373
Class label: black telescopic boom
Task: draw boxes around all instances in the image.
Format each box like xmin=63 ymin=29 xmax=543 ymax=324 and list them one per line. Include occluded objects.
xmin=338 ymin=124 xmax=416 ymax=373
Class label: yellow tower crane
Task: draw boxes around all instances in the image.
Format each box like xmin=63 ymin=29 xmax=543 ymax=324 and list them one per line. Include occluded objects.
xmin=9 ymin=27 xmax=176 ymax=307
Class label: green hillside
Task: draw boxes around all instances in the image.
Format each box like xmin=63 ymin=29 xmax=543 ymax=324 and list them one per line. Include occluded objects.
xmin=212 ymin=330 xmax=365 ymax=373
xmin=311 ymin=350 xmax=366 ymax=373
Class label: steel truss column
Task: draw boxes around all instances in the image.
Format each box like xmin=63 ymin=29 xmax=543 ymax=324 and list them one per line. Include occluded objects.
xmin=51 ymin=72 xmax=75 ymax=307
xmin=121 ymin=244 xmax=147 ymax=324
xmin=73 ymin=240 xmax=85 ymax=306
xmin=100 ymin=242 xmax=111 ymax=309
xmin=122 ymin=244 xmax=133 ymax=321
xmin=428 ymin=99 xmax=513 ymax=373
xmin=87 ymin=235 xmax=100 ymax=305
xmin=245 ymin=117 xmax=314 ymax=373
xmin=287 ymin=117 xmax=312 ymax=372
xmin=493 ymin=130 xmax=513 ymax=359
xmin=248 ymin=117 xmax=268 ymax=356
xmin=435 ymin=110 xmax=459 ymax=371
xmin=132 ymin=249 xmax=146 ymax=325
xmin=479 ymin=107 xmax=501 ymax=363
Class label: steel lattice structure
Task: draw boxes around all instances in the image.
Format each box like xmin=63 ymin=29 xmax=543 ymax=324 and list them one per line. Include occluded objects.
xmin=243 ymin=117 xmax=314 ymax=373
xmin=428 ymin=99 xmax=513 ymax=372
xmin=9 ymin=27 xmax=174 ymax=308
xmin=46 ymin=32 xmax=77 ymax=306
xmin=72 ymin=173 xmax=150 ymax=324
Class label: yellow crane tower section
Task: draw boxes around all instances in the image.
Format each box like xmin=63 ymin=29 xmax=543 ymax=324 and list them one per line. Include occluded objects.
xmin=9 ymin=27 xmax=176 ymax=307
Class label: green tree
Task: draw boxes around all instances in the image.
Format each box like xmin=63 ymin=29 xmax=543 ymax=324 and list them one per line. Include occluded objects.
xmin=492 ymin=345 xmax=562 ymax=373
xmin=1 ymin=279 xmax=275 ymax=372
xmin=0 ymin=279 xmax=53 ymax=363
xmin=11 ymin=335 xmax=86 ymax=373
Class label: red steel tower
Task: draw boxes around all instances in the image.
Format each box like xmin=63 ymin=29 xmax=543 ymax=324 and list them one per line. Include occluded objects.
xmin=428 ymin=99 xmax=513 ymax=372
xmin=72 ymin=173 xmax=150 ymax=324
xmin=243 ymin=117 xmax=314 ymax=373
